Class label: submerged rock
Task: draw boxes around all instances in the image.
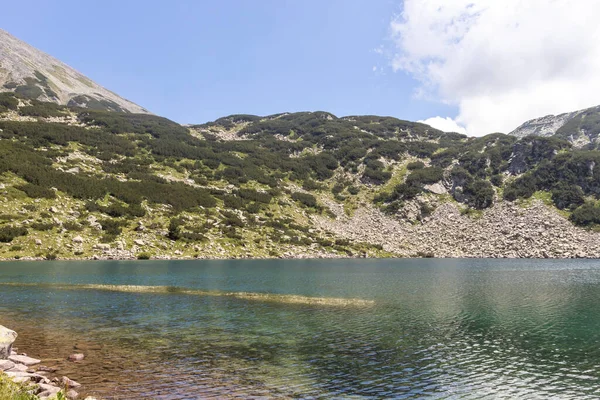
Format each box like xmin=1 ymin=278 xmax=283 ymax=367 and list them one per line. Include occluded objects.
xmin=68 ymin=353 xmax=85 ymax=362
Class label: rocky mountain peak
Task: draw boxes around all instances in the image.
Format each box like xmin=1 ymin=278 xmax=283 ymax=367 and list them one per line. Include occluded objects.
xmin=509 ymin=104 xmax=600 ymax=147
xmin=0 ymin=28 xmax=148 ymax=114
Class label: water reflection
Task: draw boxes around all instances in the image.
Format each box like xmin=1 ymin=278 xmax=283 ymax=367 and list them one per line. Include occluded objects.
xmin=1 ymin=259 xmax=600 ymax=398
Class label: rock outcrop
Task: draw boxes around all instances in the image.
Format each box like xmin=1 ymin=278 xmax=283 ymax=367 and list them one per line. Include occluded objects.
xmin=0 ymin=325 xmax=17 ymax=359
xmin=509 ymin=104 xmax=600 ymax=147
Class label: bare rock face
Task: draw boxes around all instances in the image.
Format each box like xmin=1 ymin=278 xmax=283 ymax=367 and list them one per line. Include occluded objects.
xmin=0 ymin=325 xmax=17 ymax=359
xmin=0 ymin=28 xmax=148 ymax=114
xmin=509 ymin=104 xmax=600 ymax=147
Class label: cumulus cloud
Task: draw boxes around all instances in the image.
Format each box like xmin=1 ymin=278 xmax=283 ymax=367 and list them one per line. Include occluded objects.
xmin=389 ymin=0 xmax=600 ymax=136
xmin=418 ymin=116 xmax=466 ymax=134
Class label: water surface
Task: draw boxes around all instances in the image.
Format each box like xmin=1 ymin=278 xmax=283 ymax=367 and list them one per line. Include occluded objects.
xmin=1 ymin=258 xmax=600 ymax=399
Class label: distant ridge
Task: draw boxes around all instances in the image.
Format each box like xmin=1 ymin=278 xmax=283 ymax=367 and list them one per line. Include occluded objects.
xmin=509 ymin=104 xmax=600 ymax=147
xmin=0 ymin=28 xmax=148 ymax=113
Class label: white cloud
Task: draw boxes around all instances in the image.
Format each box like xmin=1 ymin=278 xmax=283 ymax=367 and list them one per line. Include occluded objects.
xmin=389 ymin=0 xmax=600 ymax=136
xmin=418 ymin=116 xmax=467 ymax=134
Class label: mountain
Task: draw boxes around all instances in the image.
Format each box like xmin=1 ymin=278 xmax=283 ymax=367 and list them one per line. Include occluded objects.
xmin=0 ymin=29 xmax=148 ymax=113
xmin=2 ymin=33 xmax=600 ymax=260
xmin=1 ymin=92 xmax=600 ymax=260
xmin=509 ymin=104 xmax=600 ymax=147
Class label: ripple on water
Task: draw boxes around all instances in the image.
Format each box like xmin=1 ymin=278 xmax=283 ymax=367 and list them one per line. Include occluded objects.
xmin=1 ymin=259 xmax=600 ymax=399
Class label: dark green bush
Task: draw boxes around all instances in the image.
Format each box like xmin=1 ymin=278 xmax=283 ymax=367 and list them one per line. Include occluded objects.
xmin=552 ymin=184 xmax=585 ymax=210
xmin=407 ymin=161 xmax=425 ymax=170
xmin=30 ymin=222 xmax=56 ymax=231
xmin=0 ymin=226 xmax=28 ymax=242
xmin=570 ymin=202 xmax=600 ymax=226
xmin=291 ymin=192 xmax=318 ymax=208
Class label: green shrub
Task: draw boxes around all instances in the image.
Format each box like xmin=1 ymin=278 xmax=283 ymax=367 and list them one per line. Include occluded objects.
xmin=570 ymin=202 xmax=600 ymax=226
xmin=0 ymin=93 xmax=18 ymax=112
xmin=16 ymin=183 xmax=56 ymax=199
xmin=30 ymin=222 xmax=56 ymax=231
xmin=98 ymin=218 xmax=127 ymax=236
xmin=291 ymin=192 xmax=318 ymax=208
xmin=551 ymin=184 xmax=585 ymax=210
xmin=0 ymin=226 xmax=28 ymax=242
xmin=490 ymin=174 xmax=503 ymax=187
xmin=63 ymin=221 xmax=84 ymax=231
xmin=137 ymin=252 xmax=151 ymax=260
xmin=504 ymin=174 xmax=537 ymax=201
xmin=407 ymin=161 xmax=425 ymax=170
xmin=463 ymin=180 xmax=495 ymax=209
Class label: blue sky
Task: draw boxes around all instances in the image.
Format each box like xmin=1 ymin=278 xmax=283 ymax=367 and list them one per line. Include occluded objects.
xmin=2 ymin=0 xmax=457 ymax=125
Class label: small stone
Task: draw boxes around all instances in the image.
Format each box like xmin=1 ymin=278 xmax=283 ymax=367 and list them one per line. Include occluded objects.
xmin=35 ymin=239 xmax=42 ymax=245
xmin=67 ymin=389 xmax=79 ymax=399
xmin=72 ymin=236 xmax=84 ymax=243
xmin=62 ymin=376 xmax=82 ymax=388
xmin=68 ymin=353 xmax=84 ymax=362
xmin=36 ymin=365 xmax=58 ymax=373
xmin=134 ymin=239 xmax=145 ymax=246
xmin=49 ymin=206 xmax=59 ymax=213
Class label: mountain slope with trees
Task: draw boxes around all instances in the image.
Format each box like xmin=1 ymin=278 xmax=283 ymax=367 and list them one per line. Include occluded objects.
xmin=1 ymin=92 xmax=600 ymax=259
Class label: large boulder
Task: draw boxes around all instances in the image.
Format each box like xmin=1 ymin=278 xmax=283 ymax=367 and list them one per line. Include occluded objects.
xmin=0 ymin=325 xmax=17 ymax=359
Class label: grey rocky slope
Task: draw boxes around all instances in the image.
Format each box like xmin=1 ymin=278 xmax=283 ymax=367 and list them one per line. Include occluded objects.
xmin=510 ymin=104 xmax=600 ymax=147
xmin=0 ymin=28 xmax=148 ymax=113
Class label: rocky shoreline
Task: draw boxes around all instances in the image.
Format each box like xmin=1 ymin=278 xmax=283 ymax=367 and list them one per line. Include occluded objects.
xmin=0 ymin=325 xmax=94 ymax=400
xmin=1 ymin=199 xmax=600 ymax=261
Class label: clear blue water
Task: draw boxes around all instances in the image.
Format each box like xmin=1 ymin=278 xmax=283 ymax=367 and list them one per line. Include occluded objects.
xmin=1 ymin=258 xmax=600 ymax=399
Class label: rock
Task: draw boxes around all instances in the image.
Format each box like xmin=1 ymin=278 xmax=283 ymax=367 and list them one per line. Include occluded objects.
xmin=68 ymin=353 xmax=84 ymax=362
xmin=0 ymin=359 xmax=15 ymax=371
xmin=9 ymin=354 xmax=41 ymax=366
xmin=62 ymin=376 xmax=82 ymax=388
xmin=8 ymin=362 xmax=28 ymax=372
xmin=38 ymin=382 xmax=61 ymax=395
xmin=66 ymin=167 xmax=80 ymax=174
xmin=49 ymin=206 xmax=59 ymax=213
xmin=135 ymin=222 xmax=146 ymax=231
xmin=67 ymin=389 xmax=79 ymax=399
xmin=4 ymin=370 xmax=45 ymax=382
xmin=72 ymin=236 xmax=84 ymax=243
xmin=134 ymin=239 xmax=145 ymax=246
xmin=423 ymin=182 xmax=447 ymax=195
xmin=35 ymin=239 xmax=42 ymax=245
xmin=36 ymin=365 xmax=58 ymax=373
xmin=0 ymin=325 xmax=17 ymax=359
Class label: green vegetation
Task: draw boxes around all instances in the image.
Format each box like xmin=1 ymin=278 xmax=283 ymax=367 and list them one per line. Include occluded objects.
xmin=2 ymin=94 xmax=600 ymax=261
xmin=0 ymin=375 xmax=38 ymax=400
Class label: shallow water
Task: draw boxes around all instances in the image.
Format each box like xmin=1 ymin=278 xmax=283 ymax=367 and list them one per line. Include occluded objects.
xmin=1 ymin=258 xmax=600 ymax=399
